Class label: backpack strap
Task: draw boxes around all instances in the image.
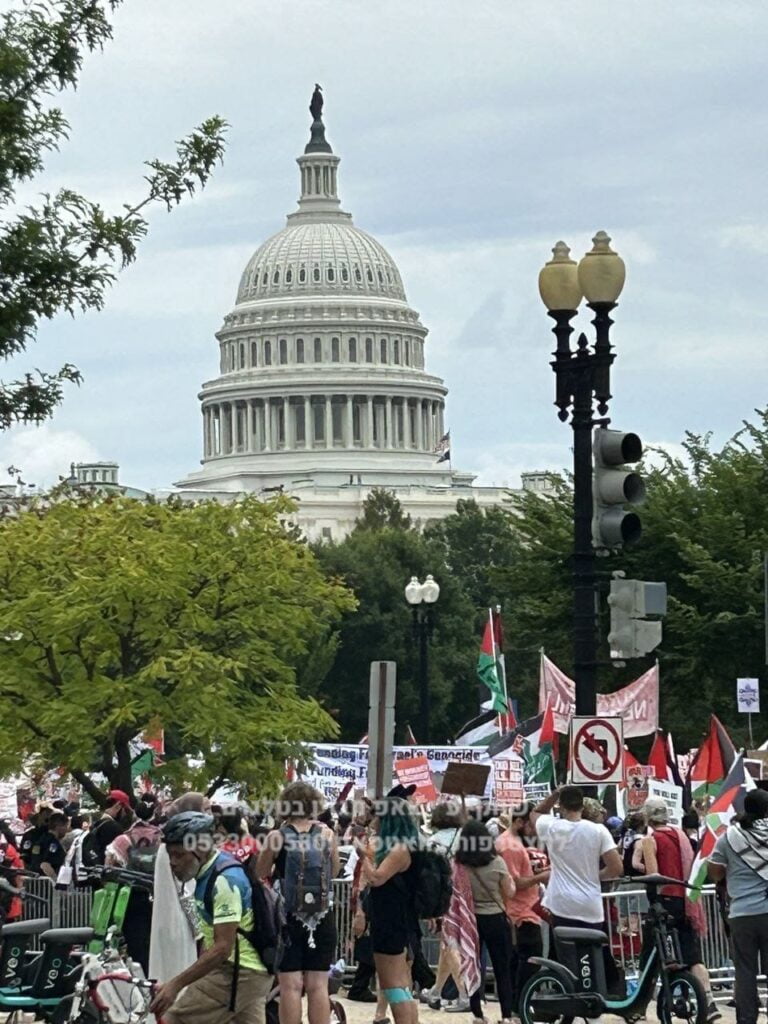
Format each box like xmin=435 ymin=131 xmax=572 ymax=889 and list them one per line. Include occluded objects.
xmin=202 ymin=856 xmax=248 ymax=1012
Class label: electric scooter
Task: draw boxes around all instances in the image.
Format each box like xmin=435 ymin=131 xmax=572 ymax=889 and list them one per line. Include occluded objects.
xmin=519 ymin=875 xmax=708 ymax=1024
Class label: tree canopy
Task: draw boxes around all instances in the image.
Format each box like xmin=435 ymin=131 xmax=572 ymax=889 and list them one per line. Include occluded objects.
xmin=0 ymin=0 xmax=227 ymax=427
xmin=0 ymin=492 xmax=354 ymax=800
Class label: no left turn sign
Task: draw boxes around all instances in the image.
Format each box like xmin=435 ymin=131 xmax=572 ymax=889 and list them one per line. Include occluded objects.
xmin=570 ymin=716 xmax=624 ymax=785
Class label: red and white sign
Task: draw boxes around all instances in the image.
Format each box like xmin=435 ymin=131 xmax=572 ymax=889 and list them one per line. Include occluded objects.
xmin=492 ymin=758 xmax=524 ymax=807
xmin=394 ymin=755 xmax=438 ymax=805
xmin=570 ymin=716 xmax=624 ymax=785
xmin=625 ymin=764 xmax=653 ymax=810
xmin=539 ymin=655 xmax=658 ymax=738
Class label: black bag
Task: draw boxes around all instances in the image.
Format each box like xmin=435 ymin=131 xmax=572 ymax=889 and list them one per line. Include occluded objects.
xmin=409 ymin=846 xmax=452 ymax=919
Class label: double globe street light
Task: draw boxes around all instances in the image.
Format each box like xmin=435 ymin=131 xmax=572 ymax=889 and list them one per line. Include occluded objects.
xmin=538 ymin=232 xmax=626 ymax=718
xmin=404 ymin=574 xmax=440 ymax=743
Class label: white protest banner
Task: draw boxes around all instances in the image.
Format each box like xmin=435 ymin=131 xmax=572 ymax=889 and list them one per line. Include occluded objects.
xmin=737 ymin=678 xmax=760 ymax=714
xmin=647 ymin=778 xmax=683 ymax=827
xmin=523 ymin=783 xmax=552 ymax=804
xmin=539 ymin=654 xmax=659 ymax=737
xmin=300 ymin=744 xmax=490 ymax=801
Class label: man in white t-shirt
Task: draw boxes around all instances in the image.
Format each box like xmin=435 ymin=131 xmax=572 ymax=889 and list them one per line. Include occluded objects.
xmin=532 ymin=786 xmax=623 ymax=992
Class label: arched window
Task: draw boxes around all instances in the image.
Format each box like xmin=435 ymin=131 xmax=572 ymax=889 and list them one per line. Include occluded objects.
xmin=279 ymin=338 xmax=288 ymax=364
xmin=354 ymin=265 xmax=362 ymax=283
xmin=251 ymin=341 xmax=258 ymax=366
xmin=377 ymin=268 xmax=384 ymax=284
xmin=239 ymin=343 xmax=246 ymax=369
xmin=331 ymin=337 xmax=340 ymax=362
xmin=314 ymin=337 xmax=322 ymax=362
xmin=272 ymin=269 xmax=280 ymax=285
xmin=341 ymin=265 xmax=349 ymax=282
xmin=296 ymin=338 xmax=305 ymax=363
xmin=380 ymin=338 xmax=388 ymax=363
xmin=299 ymin=265 xmax=307 ymax=283
xmin=348 ymin=337 xmax=357 ymax=362
xmin=366 ymin=267 xmax=374 ymax=283
xmin=393 ymin=338 xmax=400 ymax=365
xmin=262 ymin=271 xmax=268 ymax=286
xmin=365 ymin=337 xmax=373 ymax=362
xmin=313 ymin=265 xmax=321 ymax=282
xmin=327 ymin=263 xmax=335 ymax=282
xmin=286 ymin=268 xmax=293 ymax=284
xmin=264 ymin=340 xmax=272 ymax=365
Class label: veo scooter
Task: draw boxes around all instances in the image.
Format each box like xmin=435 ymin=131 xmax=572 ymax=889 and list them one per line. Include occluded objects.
xmin=519 ymin=874 xmax=708 ymax=1024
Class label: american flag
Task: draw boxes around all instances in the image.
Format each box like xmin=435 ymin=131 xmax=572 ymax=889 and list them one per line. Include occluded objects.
xmin=434 ymin=431 xmax=451 ymax=462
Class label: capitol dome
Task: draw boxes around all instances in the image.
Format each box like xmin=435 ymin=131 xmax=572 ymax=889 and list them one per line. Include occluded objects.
xmin=236 ymin=222 xmax=407 ymax=304
xmin=177 ymin=89 xmax=458 ymax=520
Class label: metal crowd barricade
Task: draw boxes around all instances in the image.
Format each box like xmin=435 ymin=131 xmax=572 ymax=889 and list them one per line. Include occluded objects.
xmin=19 ymin=876 xmax=93 ymax=947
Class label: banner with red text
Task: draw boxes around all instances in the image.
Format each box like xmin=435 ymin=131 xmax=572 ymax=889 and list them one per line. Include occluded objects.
xmin=538 ymin=654 xmax=659 ymax=737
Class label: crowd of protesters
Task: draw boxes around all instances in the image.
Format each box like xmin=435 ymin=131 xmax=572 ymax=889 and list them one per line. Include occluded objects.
xmin=0 ymin=781 xmax=766 ymax=1024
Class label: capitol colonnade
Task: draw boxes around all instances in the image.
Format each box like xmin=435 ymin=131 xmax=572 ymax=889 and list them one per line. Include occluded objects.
xmin=202 ymin=395 xmax=445 ymax=457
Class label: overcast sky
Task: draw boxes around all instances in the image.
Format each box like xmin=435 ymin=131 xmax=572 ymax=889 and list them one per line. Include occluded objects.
xmin=2 ymin=1 xmax=767 ymax=490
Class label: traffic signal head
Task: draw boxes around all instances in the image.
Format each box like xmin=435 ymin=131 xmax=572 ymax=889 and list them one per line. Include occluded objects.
xmin=607 ymin=577 xmax=667 ymax=660
xmin=593 ymin=428 xmax=646 ymax=550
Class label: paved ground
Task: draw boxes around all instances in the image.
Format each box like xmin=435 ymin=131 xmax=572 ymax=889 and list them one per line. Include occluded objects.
xmin=334 ymin=992 xmax=737 ymax=1024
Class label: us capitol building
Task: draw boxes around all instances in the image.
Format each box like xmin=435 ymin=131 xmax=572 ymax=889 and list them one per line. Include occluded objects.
xmin=171 ymin=91 xmax=550 ymax=539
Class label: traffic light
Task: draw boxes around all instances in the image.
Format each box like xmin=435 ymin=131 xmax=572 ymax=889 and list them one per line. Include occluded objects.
xmin=607 ymin=576 xmax=667 ymax=660
xmin=592 ymin=428 xmax=645 ymax=551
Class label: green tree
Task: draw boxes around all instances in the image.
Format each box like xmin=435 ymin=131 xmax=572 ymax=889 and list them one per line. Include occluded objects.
xmin=0 ymin=0 xmax=227 ymax=427
xmin=0 ymin=492 xmax=355 ymax=800
xmin=355 ymin=488 xmax=412 ymax=531
xmin=314 ymin=514 xmax=478 ymax=744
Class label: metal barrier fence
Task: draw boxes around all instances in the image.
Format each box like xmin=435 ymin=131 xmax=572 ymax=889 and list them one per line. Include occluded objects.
xmin=20 ymin=876 xmax=93 ymax=935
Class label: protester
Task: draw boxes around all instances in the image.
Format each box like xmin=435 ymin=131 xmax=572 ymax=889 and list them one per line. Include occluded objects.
xmin=708 ymin=789 xmax=768 ymax=1024
xmin=639 ymin=797 xmax=718 ymax=1021
xmin=216 ymin=807 xmax=260 ymax=870
xmin=419 ymin=802 xmax=465 ymax=1011
xmin=532 ymin=785 xmax=623 ymax=994
xmin=355 ymin=788 xmax=420 ymax=1024
xmin=37 ymin=811 xmax=68 ymax=882
xmin=81 ymin=790 xmax=133 ymax=869
xmin=150 ymin=811 xmax=272 ymax=1024
xmin=62 ymin=812 xmax=88 ymax=853
xmin=454 ymin=819 xmax=515 ymax=1024
xmin=19 ymin=804 xmax=53 ymax=870
xmin=256 ymin=782 xmax=339 ymax=1024
xmin=496 ymin=802 xmax=550 ymax=1011
xmin=106 ymin=799 xmax=162 ymax=972
xmin=0 ymin=823 xmax=24 ymax=924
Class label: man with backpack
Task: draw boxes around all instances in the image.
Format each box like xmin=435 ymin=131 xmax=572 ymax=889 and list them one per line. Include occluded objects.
xmin=150 ymin=811 xmax=273 ymax=1024
xmin=81 ymin=790 xmax=133 ymax=870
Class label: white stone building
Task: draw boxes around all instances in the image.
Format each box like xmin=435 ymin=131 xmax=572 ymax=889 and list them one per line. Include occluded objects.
xmin=175 ymin=98 xmax=547 ymax=539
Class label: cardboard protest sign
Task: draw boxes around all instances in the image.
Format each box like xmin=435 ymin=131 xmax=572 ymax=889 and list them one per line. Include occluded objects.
xmin=626 ymin=765 xmax=653 ymax=810
xmin=492 ymin=758 xmax=524 ymax=806
xmin=394 ymin=755 xmax=438 ymax=805
xmin=441 ymin=762 xmax=490 ymax=798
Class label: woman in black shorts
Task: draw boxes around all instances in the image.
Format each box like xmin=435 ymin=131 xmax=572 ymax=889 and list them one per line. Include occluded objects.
xmin=358 ymin=787 xmax=420 ymax=1024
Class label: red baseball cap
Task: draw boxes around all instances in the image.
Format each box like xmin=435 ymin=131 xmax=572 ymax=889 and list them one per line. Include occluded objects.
xmin=108 ymin=789 xmax=132 ymax=809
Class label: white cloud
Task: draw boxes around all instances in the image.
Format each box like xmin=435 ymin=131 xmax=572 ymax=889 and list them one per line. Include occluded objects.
xmin=719 ymin=225 xmax=768 ymax=254
xmin=0 ymin=426 xmax=100 ymax=488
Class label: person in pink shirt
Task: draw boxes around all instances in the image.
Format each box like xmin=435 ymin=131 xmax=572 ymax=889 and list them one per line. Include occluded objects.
xmin=495 ymin=802 xmax=550 ymax=1013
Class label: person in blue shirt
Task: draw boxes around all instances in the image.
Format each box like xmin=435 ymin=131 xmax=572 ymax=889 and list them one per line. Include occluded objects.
xmin=150 ymin=812 xmax=272 ymax=1024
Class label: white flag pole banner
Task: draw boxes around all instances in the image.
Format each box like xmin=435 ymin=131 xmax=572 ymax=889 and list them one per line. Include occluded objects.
xmin=539 ymin=653 xmax=659 ymax=737
xmin=737 ymin=678 xmax=760 ymax=714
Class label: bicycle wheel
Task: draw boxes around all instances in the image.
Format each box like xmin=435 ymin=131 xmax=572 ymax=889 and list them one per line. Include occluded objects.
xmin=519 ymin=969 xmax=575 ymax=1024
xmin=331 ymin=998 xmax=347 ymax=1024
xmin=657 ymin=970 xmax=708 ymax=1024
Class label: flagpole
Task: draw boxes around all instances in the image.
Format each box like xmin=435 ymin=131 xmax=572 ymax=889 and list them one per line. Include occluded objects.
xmin=489 ymin=606 xmax=504 ymax=735
xmin=496 ymin=603 xmax=509 ymax=709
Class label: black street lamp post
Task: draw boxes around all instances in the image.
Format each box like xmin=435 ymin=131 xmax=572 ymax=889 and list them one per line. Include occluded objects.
xmin=538 ymin=233 xmax=626 ymax=717
xmin=404 ymin=574 xmax=440 ymax=742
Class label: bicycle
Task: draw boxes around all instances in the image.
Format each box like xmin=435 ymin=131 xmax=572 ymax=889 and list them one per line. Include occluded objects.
xmin=519 ymin=874 xmax=708 ymax=1024
xmin=66 ymin=928 xmax=154 ymax=1024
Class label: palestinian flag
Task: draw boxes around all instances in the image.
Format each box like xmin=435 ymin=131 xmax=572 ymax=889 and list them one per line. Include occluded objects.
xmin=477 ymin=611 xmax=507 ymax=714
xmin=456 ymin=708 xmax=501 ymax=747
xmin=488 ymin=704 xmax=556 ymax=786
xmin=688 ymin=715 xmax=736 ymax=801
xmin=648 ymin=730 xmax=684 ymax=787
xmin=688 ymin=755 xmax=755 ymax=901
